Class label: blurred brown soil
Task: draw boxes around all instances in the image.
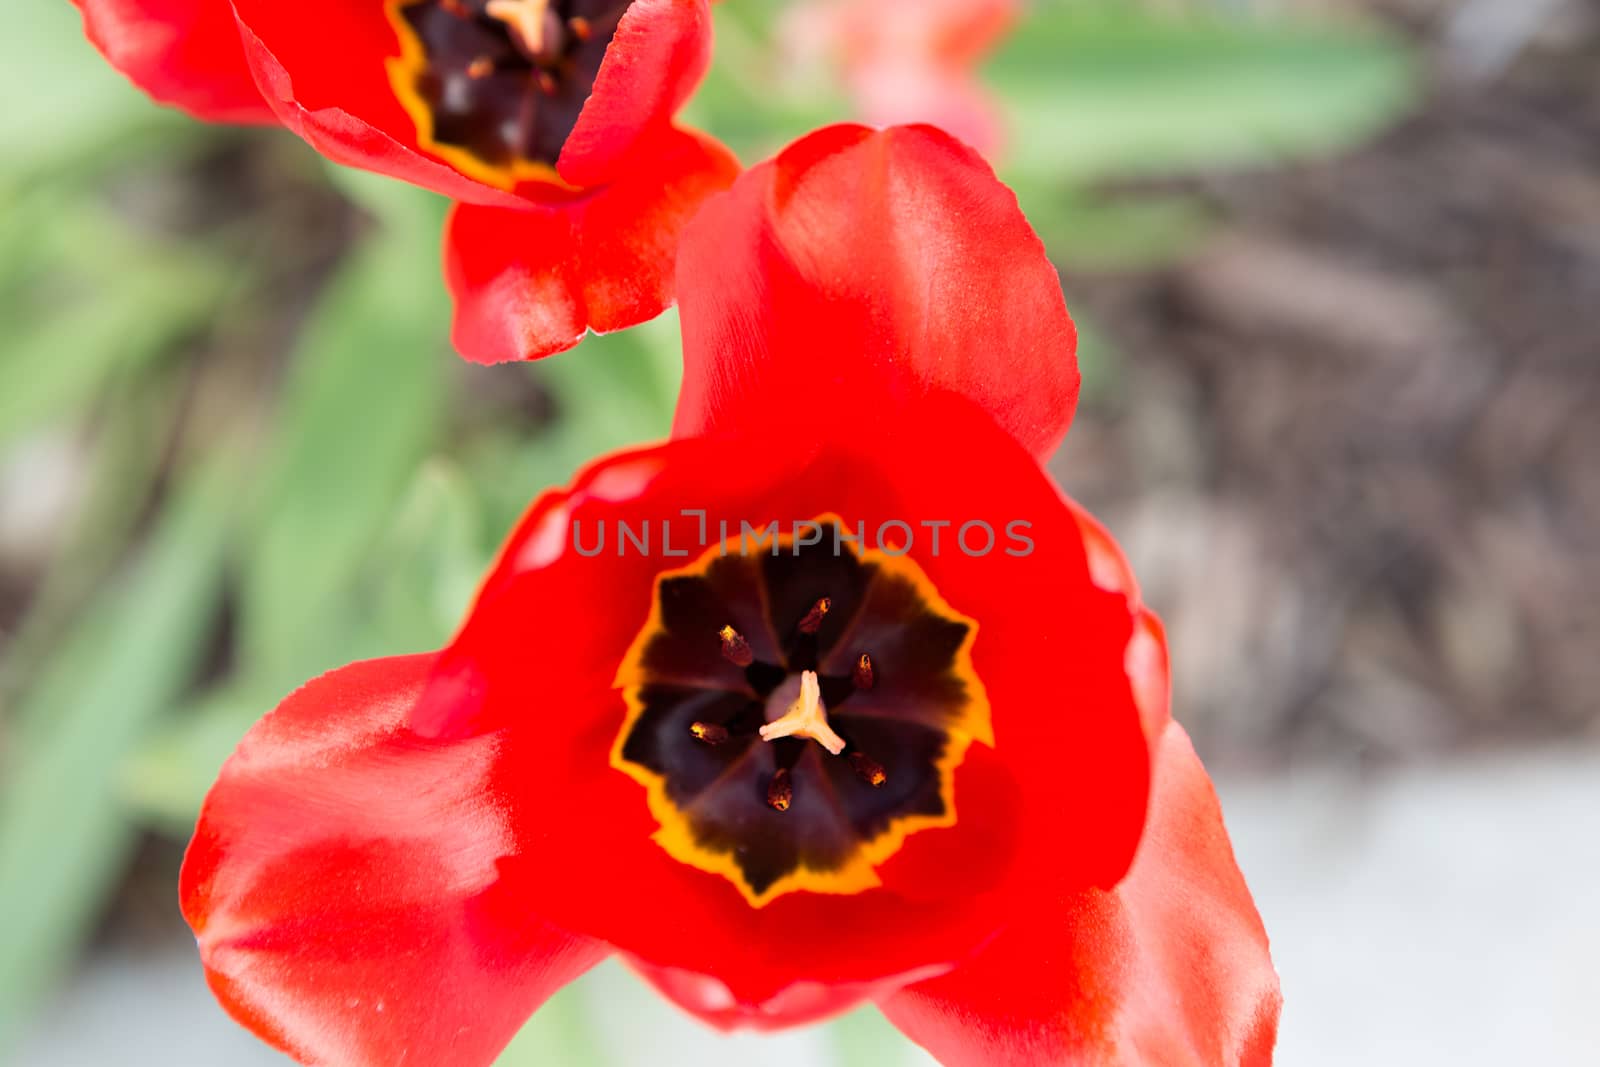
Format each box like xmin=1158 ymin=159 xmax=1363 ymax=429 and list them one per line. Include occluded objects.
xmin=1058 ymin=1 xmax=1600 ymax=766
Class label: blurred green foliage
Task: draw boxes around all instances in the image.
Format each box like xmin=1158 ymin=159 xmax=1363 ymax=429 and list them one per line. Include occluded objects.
xmin=0 ymin=0 xmax=1415 ymax=1062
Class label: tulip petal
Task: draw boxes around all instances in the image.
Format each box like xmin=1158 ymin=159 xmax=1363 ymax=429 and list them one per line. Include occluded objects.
xmin=445 ymin=126 xmax=739 ymax=363
xmin=71 ymin=0 xmax=276 ymax=123
xmin=230 ymin=0 xmax=528 ymax=207
xmin=673 ymin=123 xmax=1079 ymax=460
xmin=557 ymin=0 xmax=717 ymax=187
xmin=410 ymin=441 xmax=1008 ymax=1011
xmin=181 ymin=654 xmax=607 ymax=1067
xmin=402 ymin=396 xmax=1153 ymax=1022
xmin=880 ymin=722 xmax=1281 ymax=1067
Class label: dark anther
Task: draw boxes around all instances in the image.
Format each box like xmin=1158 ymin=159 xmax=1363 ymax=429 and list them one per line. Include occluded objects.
xmin=853 ymin=652 xmax=875 ymax=690
xmin=689 ymin=721 xmax=729 ymax=745
xmin=719 ymin=625 xmax=754 ymax=667
xmin=849 ymin=751 xmax=887 ymax=788
xmin=798 ymin=597 xmax=831 ymax=635
xmin=766 ymin=768 xmax=793 ymax=812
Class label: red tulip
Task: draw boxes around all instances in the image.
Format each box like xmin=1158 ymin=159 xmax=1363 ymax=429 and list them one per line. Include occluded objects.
xmin=71 ymin=0 xmax=740 ymax=362
xmin=784 ymin=0 xmax=1019 ymax=157
xmin=180 ymin=124 xmax=1279 ymax=1065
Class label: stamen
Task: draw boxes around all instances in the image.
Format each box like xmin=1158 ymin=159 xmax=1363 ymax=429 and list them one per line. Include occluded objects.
xmin=568 ymin=15 xmax=593 ymax=40
xmin=719 ymin=625 xmax=754 ymax=667
xmin=467 ymin=56 xmax=495 ymax=80
xmin=441 ymin=0 xmax=472 ymax=17
xmin=536 ymin=70 xmax=559 ymax=96
xmin=798 ymin=597 xmax=832 ymax=634
xmin=849 ymin=751 xmax=887 ymax=787
xmin=766 ymin=768 xmax=793 ymax=812
xmin=689 ymin=721 xmax=729 ymax=745
xmin=485 ymin=0 xmax=555 ymax=56
xmin=853 ymin=652 xmax=875 ymax=690
xmin=759 ymin=671 xmax=846 ymax=755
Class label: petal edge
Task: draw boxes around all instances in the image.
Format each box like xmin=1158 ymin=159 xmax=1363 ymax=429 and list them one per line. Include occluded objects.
xmin=181 ymin=654 xmax=608 ymax=1067
xmin=73 ymin=0 xmax=277 ymax=124
xmin=880 ymin=722 xmax=1280 ymax=1067
xmin=672 ymin=123 xmax=1079 ymax=459
xmin=446 ymin=126 xmax=739 ymax=363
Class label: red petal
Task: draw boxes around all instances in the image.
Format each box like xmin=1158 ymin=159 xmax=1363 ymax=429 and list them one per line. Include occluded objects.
xmin=405 ymin=394 xmax=1151 ymax=1023
xmin=557 ymin=0 xmax=717 ymax=188
xmin=672 ymin=123 xmax=1079 ymax=460
xmin=923 ymin=0 xmax=1019 ymax=67
xmin=810 ymin=0 xmax=1020 ymax=70
xmin=180 ymin=655 xmax=607 ymax=1067
xmin=848 ymin=64 xmax=1008 ymax=159
xmin=625 ymin=955 xmax=927 ymax=1032
xmin=880 ymin=723 xmax=1282 ymax=1067
xmin=445 ymin=127 xmax=739 ymax=363
xmin=71 ymin=0 xmax=276 ymax=124
xmin=229 ymin=0 xmax=527 ymax=207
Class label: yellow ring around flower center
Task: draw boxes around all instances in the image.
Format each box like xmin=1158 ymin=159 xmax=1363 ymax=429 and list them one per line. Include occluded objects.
xmin=610 ymin=514 xmax=993 ymax=908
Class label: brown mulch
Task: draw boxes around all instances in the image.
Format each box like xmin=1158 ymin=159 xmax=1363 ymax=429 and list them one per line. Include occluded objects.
xmin=1057 ymin=1 xmax=1600 ymax=766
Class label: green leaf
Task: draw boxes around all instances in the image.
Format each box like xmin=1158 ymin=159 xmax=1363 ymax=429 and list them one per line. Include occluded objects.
xmin=238 ymin=196 xmax=451 ymax=683
xmin=117 ymin=685 xmax=269 ymax=838
xmin=352 ymin=460 xmax=491 ymax=655
xmin=126 ymin=193 xmax=456 ymax=831
xmin=0 ymin=451 xmax=236 ymax=1053
xmin=1013 ymin=182 xmax=1216 ymax=270
xmin=0 ymin=359 xmax=190 ymax=699
xmin=681 ymin=61 xmax=840 ymax=165
xmin=677 ymin=2 xmax=842 ymax=162
xmin=829 ymin=1004 xmax=936 ymax=1066
xmin=121 ymin=461 xmax=489 ymax=831
xmin=540 ymin=309 xmax=683 ymax=445
xmin=0 ymin=197 xmax=230 ymax=448
xmin=1071 ymin=307 xmax=1120 ymax=406
xmin=463 ymin=311 xmax=683 ymax=536
xmin=0 ymin=2 xmax=192 ymax=182
xmin=322 ymin=160 xmax=451 ymax=232
xmin=493 ymin=982 xmax=607 ymax=1067
xmin=992 ymin=3 xmax=1417 ymax=181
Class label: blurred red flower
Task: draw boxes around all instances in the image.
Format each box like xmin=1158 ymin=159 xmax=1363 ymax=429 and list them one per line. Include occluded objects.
xmin=71 ymin=0 xmax=739 ymax=362
xmin=784 ymin=0 xmax=1018 ymax=157
xmin=179 ymin=124 xmax=1279 ymax=1065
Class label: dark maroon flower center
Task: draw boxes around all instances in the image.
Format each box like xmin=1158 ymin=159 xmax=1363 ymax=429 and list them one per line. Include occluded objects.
xmin=392 ymin=0 xmax=634 ymax=172
xmin=612 ymin=520 xmax=992 ymax=905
